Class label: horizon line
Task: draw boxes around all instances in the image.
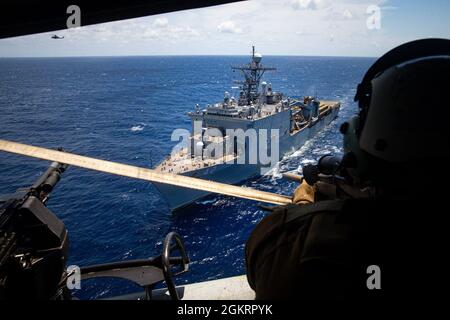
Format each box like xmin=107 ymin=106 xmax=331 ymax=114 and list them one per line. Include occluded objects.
xmin=0 ymin=53 xmax=378 ymax=59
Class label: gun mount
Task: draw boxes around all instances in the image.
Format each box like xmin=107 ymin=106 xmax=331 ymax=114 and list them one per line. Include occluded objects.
xmin=0 ymin=161 xmax=69 ymax=299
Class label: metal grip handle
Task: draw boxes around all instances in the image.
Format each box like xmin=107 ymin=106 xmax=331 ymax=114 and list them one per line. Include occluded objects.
xmin=161 ymin=232 xmax=189 ymax=300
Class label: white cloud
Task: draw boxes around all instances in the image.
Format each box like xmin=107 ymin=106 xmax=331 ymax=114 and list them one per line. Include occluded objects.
xmin=290 ymin=0 xmax=329 ymax=11
xmin=167 ymin=25 xmax=200 ymax=39
xmin=295 ymin=28 xmax=314 ymax=36
xmin=142 ymin=28 xmax=159 ymax=39
xmin=217 ymin=20 xmax=243 ymax=34
xmin=153 ymin=17 xmax=169 ymax=28
xmin=342 ymin=9 xmax=353 ymax=19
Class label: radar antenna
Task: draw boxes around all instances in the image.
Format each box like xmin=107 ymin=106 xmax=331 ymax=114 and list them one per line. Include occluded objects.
xmin=232 ymin=46 xmax=276 ymax=105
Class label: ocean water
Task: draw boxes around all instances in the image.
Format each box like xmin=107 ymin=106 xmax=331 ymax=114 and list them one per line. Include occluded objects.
xmin=0 ymin=55 xmax=374 ymax=299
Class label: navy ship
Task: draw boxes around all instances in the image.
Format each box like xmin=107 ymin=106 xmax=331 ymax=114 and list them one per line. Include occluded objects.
xmin=154 ymin=47 xmax=340 ymax=211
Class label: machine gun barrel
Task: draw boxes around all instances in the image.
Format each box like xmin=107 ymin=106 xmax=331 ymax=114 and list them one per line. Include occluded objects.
xmin=29 ymin=161 xmax=68 ymax=202
xmin=33 ymin=161 xmax=68 ymax=192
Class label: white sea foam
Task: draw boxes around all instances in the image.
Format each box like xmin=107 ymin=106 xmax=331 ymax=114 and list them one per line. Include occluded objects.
xmin=119 ymin=193 xmax=130 ymax=201
xmin=213 ymin=199 xmax=227 ymax=207
xmin=264 ymin=162 xmax=283 ymax=180
xmin=199 ymin=256 xmax=216 ymax=264
xmin=130 ymin=125 xmax=144 ymax=132
xmin=199 ymin=199 xmax=216 ymax=205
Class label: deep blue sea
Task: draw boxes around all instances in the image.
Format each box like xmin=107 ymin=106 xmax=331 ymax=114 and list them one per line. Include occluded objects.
xmin=0 ymin=55 xmax=374 ymax=299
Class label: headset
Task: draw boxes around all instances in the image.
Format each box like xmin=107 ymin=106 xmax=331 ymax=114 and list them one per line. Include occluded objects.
xmin=354 ymin=38 xmax=450 ymax=136
xmin=341 ymin=38 xmax=450 ymax=176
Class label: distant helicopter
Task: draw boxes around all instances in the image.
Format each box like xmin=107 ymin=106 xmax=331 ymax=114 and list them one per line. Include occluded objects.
xmin=51 ymin=34 xmax=64 ymax=39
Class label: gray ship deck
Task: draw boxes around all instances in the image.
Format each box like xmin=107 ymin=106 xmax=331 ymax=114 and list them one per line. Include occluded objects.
xmin=156 ymin=149 xmax=236 ymax=174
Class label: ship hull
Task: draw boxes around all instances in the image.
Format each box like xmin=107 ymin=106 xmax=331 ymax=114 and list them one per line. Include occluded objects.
xmin=152 ymin=162 xmax=259 ymax=211
xmin=154 ymin=106 xmax=339 ymax=211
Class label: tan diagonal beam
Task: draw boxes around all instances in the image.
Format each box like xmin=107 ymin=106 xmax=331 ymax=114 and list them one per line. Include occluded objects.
xmin=0 ymin=139 xmax=292 ymax=206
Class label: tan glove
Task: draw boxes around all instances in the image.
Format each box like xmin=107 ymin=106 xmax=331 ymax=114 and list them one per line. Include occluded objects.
xmin=292 ymin=180 xmax=316 ymax=204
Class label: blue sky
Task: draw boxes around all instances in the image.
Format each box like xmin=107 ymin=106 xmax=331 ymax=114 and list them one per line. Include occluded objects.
xmin=0 ymin=0 xmax=448 ymax=57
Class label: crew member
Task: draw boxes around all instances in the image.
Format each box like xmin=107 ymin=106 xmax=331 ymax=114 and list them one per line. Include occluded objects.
xmin=245 ymin=38 xmax=450 ymax=299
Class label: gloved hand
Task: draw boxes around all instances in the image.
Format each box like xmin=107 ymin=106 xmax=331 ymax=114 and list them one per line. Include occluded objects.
xmin=292 ymin=180 xmax=316 ymax=204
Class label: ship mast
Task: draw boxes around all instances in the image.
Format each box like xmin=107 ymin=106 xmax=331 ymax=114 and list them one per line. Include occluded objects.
xmin=232 ymin=46 xmax=276 ymax=106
